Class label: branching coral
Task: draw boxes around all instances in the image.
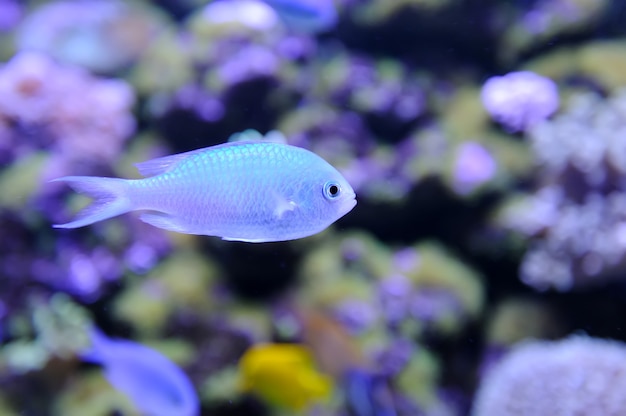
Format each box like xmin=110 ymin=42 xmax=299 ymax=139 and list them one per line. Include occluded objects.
xmin=497 ymin=89 xmax=626 ymax=290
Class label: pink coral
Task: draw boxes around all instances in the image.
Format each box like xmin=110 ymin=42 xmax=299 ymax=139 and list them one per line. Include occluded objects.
xmin=481 ymin=71 xmax=559 ymax=132
xmin=0 ymin=51 xmax=135 ymax=163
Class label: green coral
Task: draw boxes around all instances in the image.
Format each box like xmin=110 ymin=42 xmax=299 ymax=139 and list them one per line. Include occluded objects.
xmin=54 ymin=371 xmax=138 ymax=416
xmin=404 ymin=243 xmax=484 ymax=325
xmin=396 ymin=347 xmax=441 ymax=408
xmin=131 ymin=29 xmax=193 ymax=95
xmin=1 ymin=340 xmax=48 ymax=374
xmin=486 ymin=298 xmax=564 ymax=346
xmin=200 ymin=366 xmax=243 ymax=403
xmin=354 ymin=0 xmax=458 ymax=25
xmin=499 ymin=0 xmax=609 ymax=64
xmin=0 ymin=152 xmax=47 ymax=211
xmin=0 ymin=294 xmax=91 ymax=374
xmin=113 ymin=249 xmax=221 ymax=336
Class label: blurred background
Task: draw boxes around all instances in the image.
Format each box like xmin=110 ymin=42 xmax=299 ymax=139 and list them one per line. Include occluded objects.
xmin=2 ymin=0 xmax=626 ymax=415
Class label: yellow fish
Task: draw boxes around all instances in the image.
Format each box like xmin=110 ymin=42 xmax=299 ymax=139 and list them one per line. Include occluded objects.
xmin=239 ymin=343 xmax=333 ymax=410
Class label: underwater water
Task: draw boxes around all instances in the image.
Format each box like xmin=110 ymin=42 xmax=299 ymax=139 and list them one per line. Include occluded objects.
xmin=2 ymin=0 xmax=626 ymax=415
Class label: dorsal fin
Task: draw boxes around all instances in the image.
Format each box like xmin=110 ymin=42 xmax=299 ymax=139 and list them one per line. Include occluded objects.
xmin=134 ymin=141 xmax=279 ymax=177
xmin=134 ymin=147 xmax=209 ymax=177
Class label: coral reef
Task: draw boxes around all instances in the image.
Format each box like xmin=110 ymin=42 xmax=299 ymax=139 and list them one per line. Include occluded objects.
xmin=296 ymin=232 xmax=484 ymax=413
xmin=2 ymin=0 xmax=626 ymax=415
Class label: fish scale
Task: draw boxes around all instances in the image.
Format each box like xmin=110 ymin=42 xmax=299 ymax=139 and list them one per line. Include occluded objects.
xmin=52 ymin=140 xmax=357 ymax=243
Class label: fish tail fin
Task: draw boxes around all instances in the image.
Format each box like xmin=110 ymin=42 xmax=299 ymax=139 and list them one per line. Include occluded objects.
xmin=52 ymin=176 xmax=133 ymax=229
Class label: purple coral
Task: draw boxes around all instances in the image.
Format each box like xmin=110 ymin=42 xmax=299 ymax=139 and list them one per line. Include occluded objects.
xmin=452 ymin=142 xmax=497 ymax=195
xmin=472 ymin=336 xmax=626 ymax=416
xmin=0 ymin=0 xmax=22 ymax=32
xmin=333 ymin=299 xmax=378 ymax=335
xmin=0 ymin=51 xmax=62 ymax=123
xmin=316 ymin=53 xmax=426 ymax=123
xmin=519 ymin=192 xmax=626 ymax=290
xmin=481 ymin=71 xmax=559 ymax=132
xmin=31 ymin=242 xmax=122 ymax=301
xmin=378 ymin=274 xmax=412 ymax=325
xmin=498 ymin=91 xmax=626 ymax=290
xmin=216 ymin=45 xmax=280 ymax=87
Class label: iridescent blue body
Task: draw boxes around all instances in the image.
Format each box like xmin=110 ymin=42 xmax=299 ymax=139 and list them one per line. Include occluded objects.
xmin=52 ymin=141 xmax=356 ymax=242
xmin=81 ymin=328 xmax=199 ymax=416
xmin=261 ymin=0 xmax=337 ymax=33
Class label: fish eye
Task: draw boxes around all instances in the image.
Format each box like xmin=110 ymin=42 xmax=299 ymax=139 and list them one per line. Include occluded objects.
xmin=323 ymin=181 xmax=341 ymax=200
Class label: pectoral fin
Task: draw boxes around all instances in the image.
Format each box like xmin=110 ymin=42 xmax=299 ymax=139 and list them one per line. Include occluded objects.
xmin=273 ymin=195 xmax=298 ymax=219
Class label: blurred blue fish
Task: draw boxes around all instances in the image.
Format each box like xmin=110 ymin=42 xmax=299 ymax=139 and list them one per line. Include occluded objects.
xmin=52 ymin=141 xmax=356 ymax=242
xmin=81 ymin=328 xmax=199 ymax=416
xmin=260 ymin=0 xmax=338 ymax=33
xmin=344 ymin=369 xmax=397 ymax=416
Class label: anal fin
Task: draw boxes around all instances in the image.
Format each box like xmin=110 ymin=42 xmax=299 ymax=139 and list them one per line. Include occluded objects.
xmin=139 ymin=212 xmax=189 ymax=233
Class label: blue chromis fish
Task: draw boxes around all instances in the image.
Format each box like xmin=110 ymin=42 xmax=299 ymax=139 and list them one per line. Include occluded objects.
xmin=80 ymin=328 xmax=199 ymax=416
xmin=344 ymin=369 xmax=397 ymax=416
xmin=260 ymin=0 xmax=338 ymax=33
xmin=52 ymin=141 xmax=356 ymax=242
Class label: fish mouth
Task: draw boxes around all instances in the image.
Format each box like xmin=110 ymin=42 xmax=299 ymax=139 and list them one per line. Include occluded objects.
xmin=341 ymin=194 xmax=357 ymax=216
